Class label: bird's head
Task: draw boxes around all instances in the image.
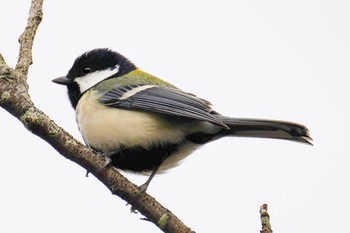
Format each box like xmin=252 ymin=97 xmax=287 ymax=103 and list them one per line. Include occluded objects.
xmin=52 ymin=48 xmax=136 ymax=108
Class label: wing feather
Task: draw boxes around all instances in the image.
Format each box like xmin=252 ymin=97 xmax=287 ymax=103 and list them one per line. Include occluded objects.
xmin=100 ymin=86 xmax=228 ymax=128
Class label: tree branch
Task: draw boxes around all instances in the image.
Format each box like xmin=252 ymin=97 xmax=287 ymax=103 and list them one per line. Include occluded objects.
xmin=15 ymin=0 xmax=43 ymax=77
xmin=260 ymin=204 xmax=273 ymax=233
xmin=0 ymin=1 xmax=194 ymax=232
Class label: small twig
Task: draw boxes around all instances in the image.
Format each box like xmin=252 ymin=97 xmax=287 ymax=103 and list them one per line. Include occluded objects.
xmin=0 ymin=53 xmax=10 ymax=72
xmin=0 ymin=54 xmax=12 ymax=78
xmin=260 ymin=204 xmax=273 ymax=233
xmin=0 ymin=53 xmax=5 ymax=64
xmin=15 ymin=0 xmax=44 ymax=77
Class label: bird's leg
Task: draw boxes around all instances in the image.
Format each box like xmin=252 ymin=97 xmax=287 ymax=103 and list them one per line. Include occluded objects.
xmin=138 ymin=163 xmax=161 ymax=193
xmin=86 ymin=149 xmax=121 ymax=177
xmin=138 ymin=152 xmax=170 ymax=192
xmin=86 ymin=155 xmax=112 ymax=177
xmin=98 ymin=148 xmax=127 ymax=173
xmin=128 ymin=163 xmax=162 ymax=213
xmin=97 ymin=155 xmax=112 ymax=173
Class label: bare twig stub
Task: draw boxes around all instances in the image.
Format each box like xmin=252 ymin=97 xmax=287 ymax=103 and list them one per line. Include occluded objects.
xmin=0 ymin=1 xmax=194 ymax=232
xmin=16 ymin=0 xmax=44 ymax=77
xmin=260 ymin=204 xmax=273 ymax=233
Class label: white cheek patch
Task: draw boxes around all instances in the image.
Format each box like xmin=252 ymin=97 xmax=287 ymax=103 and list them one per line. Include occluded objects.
xmin=75 ymin=65 xmax=120 ymax=93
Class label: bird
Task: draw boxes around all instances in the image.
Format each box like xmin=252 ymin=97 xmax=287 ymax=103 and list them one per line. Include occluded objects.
xmin=52 ymin=48 xmax=312 ymax=192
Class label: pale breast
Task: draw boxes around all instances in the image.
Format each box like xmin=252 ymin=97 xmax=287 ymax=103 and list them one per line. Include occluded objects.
xmin=75 ymin=90 xmax=188 ymax=153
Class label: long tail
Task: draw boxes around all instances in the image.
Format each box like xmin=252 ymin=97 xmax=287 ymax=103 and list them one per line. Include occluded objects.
xmin=218 ymin=116 xmax=312 ymax=145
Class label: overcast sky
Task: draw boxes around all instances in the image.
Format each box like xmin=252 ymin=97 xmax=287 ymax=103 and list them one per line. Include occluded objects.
xmin=1 ymin=0 xmax=350 ymax=232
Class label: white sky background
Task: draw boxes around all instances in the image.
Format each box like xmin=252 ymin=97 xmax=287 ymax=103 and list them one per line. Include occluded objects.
xmin=1 ymin=0 xmax=349 ymax=232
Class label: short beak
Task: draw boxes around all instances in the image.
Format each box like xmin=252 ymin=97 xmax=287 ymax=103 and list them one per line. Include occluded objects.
xmin=52 ymin=76 xmax=71 ymax=86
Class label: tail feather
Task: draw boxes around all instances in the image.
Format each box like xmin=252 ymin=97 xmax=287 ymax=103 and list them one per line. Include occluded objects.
xmin=218 ymin=116 xmax=312 ymax=145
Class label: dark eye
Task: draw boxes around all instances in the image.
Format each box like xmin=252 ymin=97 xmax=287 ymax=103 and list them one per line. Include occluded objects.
xmin=82 ymin=67 xmax=91 ymax=74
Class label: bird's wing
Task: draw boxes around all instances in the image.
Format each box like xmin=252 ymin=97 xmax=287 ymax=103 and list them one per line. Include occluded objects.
xmin=99 ymin=85 xmax=228 ymax=128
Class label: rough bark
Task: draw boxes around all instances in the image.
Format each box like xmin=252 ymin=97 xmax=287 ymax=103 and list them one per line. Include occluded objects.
xmin=0 ymin=1 xmax=194 ymax=232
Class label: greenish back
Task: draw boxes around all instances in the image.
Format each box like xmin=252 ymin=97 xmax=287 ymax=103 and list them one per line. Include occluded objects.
xmin=95 ymin=69 xmax=177 ymax=93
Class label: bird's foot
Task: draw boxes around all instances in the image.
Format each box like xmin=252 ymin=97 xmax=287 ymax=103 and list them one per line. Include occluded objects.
xmin=85 ymin=154 xmax=112 ymax=177
xmin=97 ymin=155 xmax=112 ymax=173
xmin=127 ymin=181 xmax=152 ymax=213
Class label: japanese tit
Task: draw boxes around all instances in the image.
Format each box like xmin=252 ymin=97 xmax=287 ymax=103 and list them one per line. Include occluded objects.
xmin=52 ymin=48 xmax=312 ymax=191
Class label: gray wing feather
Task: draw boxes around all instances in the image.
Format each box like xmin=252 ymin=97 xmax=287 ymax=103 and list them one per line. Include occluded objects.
xmin=100 ymin=86 xmax=228 ymax=128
